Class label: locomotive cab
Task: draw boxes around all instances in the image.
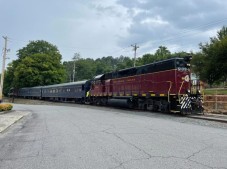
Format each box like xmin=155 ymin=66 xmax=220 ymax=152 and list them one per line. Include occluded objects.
xmin=175 ymin=56 xmax=203 ymax=114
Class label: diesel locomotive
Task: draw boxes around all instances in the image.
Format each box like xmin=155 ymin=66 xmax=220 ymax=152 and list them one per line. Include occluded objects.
xmin=16 ymin=56 xmax=203 ymax=114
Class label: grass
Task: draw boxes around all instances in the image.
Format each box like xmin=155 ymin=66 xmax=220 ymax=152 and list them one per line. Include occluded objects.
xmin=204 ymin=88 xmax=227 ymax=95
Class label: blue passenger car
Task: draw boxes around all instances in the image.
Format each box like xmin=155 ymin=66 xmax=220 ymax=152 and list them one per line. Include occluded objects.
xmin=42 ymin=80 xmax=90 ymax=102
xmin=18 ymin=86 xmax=42 ymax=99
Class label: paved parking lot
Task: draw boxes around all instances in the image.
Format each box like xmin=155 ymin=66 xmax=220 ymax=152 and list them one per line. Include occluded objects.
xmin=0 ymin=104 xmax=227 ymax=169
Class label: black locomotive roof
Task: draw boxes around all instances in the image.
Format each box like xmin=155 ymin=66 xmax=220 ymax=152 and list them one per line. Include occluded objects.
xmin=102 ymin=57 xmax=186 ymax=79
xmin=144 ymin=57 xmax=182 ymax=66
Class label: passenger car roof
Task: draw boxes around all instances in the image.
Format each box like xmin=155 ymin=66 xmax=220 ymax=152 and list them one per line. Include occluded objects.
xmin=41 ymin=80 xmax=88 ymax=89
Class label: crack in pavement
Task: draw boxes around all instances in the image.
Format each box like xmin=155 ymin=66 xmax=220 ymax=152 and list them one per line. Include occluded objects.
xmin=0 ymin=154 xmax=39 ymax=162
xmin=186 ymin=144 xmax=213 ymax=159
xmin=103 ymin=130 xmax=152 ymax=159
xmin=103 ymin=131 xmax=218 ymax=169
xmin=112 ymin=155 xmax=216 ymax=169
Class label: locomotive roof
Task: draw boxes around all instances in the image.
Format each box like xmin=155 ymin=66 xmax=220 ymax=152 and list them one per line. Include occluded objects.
xmin=19 ymin=80 xmax=88 ymax=89
xmin=114 ymin=57 xmax=184 ymax=73
xmin=93 ymin=74 xmax=104 ymax=80
xmin=139 ymin=57 xmax=183 ymax=68
xmin=42 ymin=80 xmax=88 ymax=88
xmin=97 ymin=57 xmax=188 ymax=80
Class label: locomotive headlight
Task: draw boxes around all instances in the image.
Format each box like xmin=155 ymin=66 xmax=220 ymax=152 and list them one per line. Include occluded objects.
xmin=197 ymin=90 xmax=201 ymax=94
xmin=187 ymin=89 xmax=191 ymax=94
xmin=186 ymin=63 xmax=190 ymax=67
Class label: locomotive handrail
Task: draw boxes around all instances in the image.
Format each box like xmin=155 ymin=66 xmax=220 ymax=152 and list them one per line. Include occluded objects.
xmin=167 ymin=81 xmax=173 ymax=102
xmin=178 ymin=81 xmax=185 ymax=102
xmin=178 ymin=81 xmax=184 ymax=95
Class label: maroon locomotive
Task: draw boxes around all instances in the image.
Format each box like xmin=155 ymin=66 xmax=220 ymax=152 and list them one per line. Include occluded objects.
xmin=89 ymin=56 xmax=203 ymax=114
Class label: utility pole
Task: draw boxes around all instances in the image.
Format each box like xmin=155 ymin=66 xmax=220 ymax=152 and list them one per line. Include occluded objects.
xmin=0 ymin=36 xmax=9 ymax=103
xmin=72 ymin=61 xmax=75 ymax=82
xmin=131 ymin=43 xmax=139 ymax=67
xmin=72 ymin=53 xmax=80 ymax=82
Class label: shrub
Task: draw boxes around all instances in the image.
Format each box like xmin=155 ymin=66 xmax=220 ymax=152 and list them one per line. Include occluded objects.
xmin=0 ymin=103 xmax=13 ymax=111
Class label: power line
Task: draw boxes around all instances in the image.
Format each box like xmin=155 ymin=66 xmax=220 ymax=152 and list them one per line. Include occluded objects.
xmin=139 ymin=18 xmax=227 ymax=48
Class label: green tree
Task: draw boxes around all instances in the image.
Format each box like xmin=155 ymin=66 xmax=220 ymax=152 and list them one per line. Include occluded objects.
xmin=17 ymin=40 xmax=62 ymax=61
xmin=137 ymin=54 xmax=156 ymax=65
xmin=3 ymin=63 xmax=15 ymax=96
xmin=4 ymin=40 xmax=66 ymax=92
xmin=76 ymin=58 xmax=96 ymax=80
xmin=155 ymin=46 xmax=171 ymax=60
xmin=199 ymin=26 xmax=227 ymax=85
xmin=115 ymin=56 xmax=133 ymax=70
xmin=14 ymin=53 xmax=66 ymax=88
xmin=171 ymin=51 xmax=191 ymax=58
xmin=191 ymin=52 xmax=206 ymax=78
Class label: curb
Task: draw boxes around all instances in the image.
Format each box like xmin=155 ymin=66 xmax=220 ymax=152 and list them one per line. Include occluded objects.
xmin=0 ymin=110 xmax=14 ymax=115
xmin=0 ymin=111 xmax=29 ymax=133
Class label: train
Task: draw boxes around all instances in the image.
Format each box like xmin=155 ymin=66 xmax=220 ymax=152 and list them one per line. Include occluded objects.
xmin=11 ymin=56 xmax=203 ymax=114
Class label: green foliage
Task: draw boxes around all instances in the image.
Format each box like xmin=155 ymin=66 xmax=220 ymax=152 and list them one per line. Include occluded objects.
xmin=63 ymin=58 xmax=96 ymax=81
xmin=154 ymin=46 xmax=171 ymax=60
xmin=63 ymin=55 xmax=134 ymax=81
xmin=115 ymin=56 xmax=134 ymax=70
xmin=199 ymin=26 xmax=227 ymax=85
xmin=4 ymin=40 xmax=66 ymax=93
xmin=3 ymin=63 xmax=15 ymax=96
xmin=191 ymin=52 xmax=206 ymax=79
xmin=171 ymin=51 xmax=191 ymax=58
xmin=137 ymin=54 xmax=156 ymax=66
xmin=137 ymin=47 xmax=189 ymax=66
xmin=17 ymin=40 xmax=62 ymax=61
xmin=14 ymin=53 xmax=66 ymax=87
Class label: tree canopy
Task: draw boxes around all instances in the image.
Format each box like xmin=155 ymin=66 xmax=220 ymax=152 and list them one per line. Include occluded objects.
xmin=17 ymin=40 xmax=62 ymax=61
xmin=4 ymin=40 xmax=66 ymax=94
xmin=63 ymin=55 xmax=134 ymax=82
xmin=194 ymin=26 xmax=227 ymax=85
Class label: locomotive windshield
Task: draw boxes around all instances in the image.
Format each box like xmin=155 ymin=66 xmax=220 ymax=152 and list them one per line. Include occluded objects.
xmin=175 ymin=59 xmax=190 ymax=72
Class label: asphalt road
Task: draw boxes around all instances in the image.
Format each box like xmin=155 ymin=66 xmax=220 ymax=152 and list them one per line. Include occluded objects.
xmin=0 ymin=104 xmax=227 ymax=169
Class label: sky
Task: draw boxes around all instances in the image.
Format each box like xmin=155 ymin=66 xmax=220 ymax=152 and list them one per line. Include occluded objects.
xmin=0 ymin=0 xmax=227 ymax=67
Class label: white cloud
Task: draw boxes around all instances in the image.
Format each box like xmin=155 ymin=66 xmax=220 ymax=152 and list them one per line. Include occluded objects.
xmin=0 ymin=0 xmax=227 ymax=66
xmin=140 ymin=16 xmax=169 ymax=26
